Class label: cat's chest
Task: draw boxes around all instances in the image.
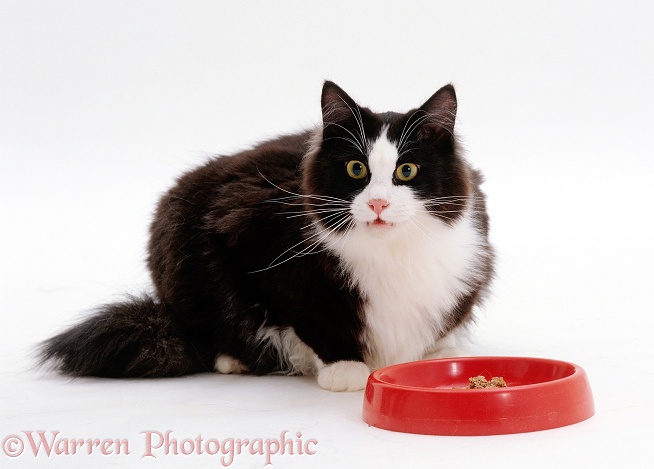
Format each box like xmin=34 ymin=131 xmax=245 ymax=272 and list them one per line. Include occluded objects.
xmin=324 ymin=212 xmax=483 ymax=368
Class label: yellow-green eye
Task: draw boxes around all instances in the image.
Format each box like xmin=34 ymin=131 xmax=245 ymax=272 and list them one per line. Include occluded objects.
xmin=346 ymin=160 xmax=368 ymax=179
xmin=396 ymin=163 xmax=418 ymax=181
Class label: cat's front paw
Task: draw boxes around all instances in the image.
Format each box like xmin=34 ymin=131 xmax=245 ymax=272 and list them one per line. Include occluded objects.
xmin=317 ymin=360 xmax=370 ymax=392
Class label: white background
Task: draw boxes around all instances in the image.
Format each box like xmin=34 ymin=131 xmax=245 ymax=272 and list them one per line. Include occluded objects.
xmin=1 ymin=1 xmax=653 ymax=467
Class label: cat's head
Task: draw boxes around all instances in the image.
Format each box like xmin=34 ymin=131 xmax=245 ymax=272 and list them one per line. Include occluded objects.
xmin=302 ymin=81 xmax=472 ymax=240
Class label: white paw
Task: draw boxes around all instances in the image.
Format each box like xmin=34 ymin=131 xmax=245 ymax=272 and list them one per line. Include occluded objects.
xmin=317 ymin=360 xmax=370 ymax=392
xmin=215 ymin=354 xmax=249 ymax=374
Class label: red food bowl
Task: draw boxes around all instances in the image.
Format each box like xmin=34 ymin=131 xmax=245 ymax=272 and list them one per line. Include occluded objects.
xmin=362 ymin=356 xmax=594 ymax=436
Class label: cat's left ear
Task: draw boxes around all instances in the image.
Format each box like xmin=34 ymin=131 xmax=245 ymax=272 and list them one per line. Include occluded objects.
xmin=417 ymin=84 xmax=458 ymax=140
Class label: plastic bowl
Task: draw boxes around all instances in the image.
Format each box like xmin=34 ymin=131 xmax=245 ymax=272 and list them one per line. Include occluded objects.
xmin=362 ymin=356 xmax=594 ymax=436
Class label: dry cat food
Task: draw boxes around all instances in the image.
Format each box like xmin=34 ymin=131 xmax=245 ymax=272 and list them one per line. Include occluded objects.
xmin=467 ymin=376 xmax=507 ymax=389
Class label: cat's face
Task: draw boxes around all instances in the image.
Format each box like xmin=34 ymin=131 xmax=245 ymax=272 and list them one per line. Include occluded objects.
xmin=303 ymin=82 xmax=471 ymax=240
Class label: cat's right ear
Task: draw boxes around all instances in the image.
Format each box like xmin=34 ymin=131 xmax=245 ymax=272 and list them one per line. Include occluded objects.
xmin=321 ymin=81 xmax=359 ymax=128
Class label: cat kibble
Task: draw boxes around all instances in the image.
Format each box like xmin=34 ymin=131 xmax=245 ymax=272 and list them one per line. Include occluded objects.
xmin=467 ymin=376 xmax=507 ymax=389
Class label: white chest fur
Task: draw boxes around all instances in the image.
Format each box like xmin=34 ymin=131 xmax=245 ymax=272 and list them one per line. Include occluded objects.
xmin=325 ymin=208 xmax=485 ymax=370
xmin=316 ymin=130 xmax=487 ymax=370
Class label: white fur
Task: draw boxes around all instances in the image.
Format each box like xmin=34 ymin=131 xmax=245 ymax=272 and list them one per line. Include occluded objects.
xmin=246 ymin=324 xmax=371 ymax=391
xmin=254 ymin=325 xmax=318 ymax=375
xmin=422 ymin=327 xmax=469 ymax=359
xmin=323 ymin=129 xmax=487 ymax=370
xmin=315 ymin=359 xmax=370 ymax=392
xmin=215 ymin=354 xmax=249 ymax=374
xmin=252 ymin=326 xmax=371 ymax=391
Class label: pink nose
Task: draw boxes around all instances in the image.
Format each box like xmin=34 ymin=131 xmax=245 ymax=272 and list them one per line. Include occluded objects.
xmin=368 ymin=198 xmax=389 ymax=216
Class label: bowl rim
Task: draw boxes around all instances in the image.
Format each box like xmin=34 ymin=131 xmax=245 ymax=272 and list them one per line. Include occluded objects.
xmin=369 ymin=356 xmax=583 ymax=391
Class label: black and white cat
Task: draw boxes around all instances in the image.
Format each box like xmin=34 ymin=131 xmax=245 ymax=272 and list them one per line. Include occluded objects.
xmin=40 ymin=82 xmax=494 ymax=392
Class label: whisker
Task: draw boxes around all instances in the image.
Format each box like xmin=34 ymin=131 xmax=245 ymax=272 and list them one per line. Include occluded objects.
xmin=305 ymin=207 xmax=351 ymax=214
xmin=424 ymin=203 xmax=469 ymax=210
xmin=426 ymin=211 xmax=455 ymax=222
xmin=265 ymin=193 xmax=350 ymax=205
xmin=295 ymin=213 xmax=353 ymax=258
xmin=281 ymin=207 xmax=348 ymax=218
xmin=248 ymin=211 xmax=352 ymax=274
xmin=350 ymin=101 xmax=368 ymax=153
xmin=396 ymin=108 xmax=457 ymax=154
xmin=258 ymin=170 xmax=350 ymax=206
xmin=292 ymin=239 xmax=330 ymax=258
xmin=422 ymin=196 xmax=480 ymax=210
xmin=337 ymin=218 xmax=356 ymax=252
xmin=421 ymin=195 xmax=480 ymax=201
xmin=423 ymin=198 xmax=471 ymax=204
xmin=248 ymin=228 xmax=331 ymax=274
xmin=424 ymin=210 xmax=463 ymax=216
xmin=322 ymin=121 xmax=365 ymax=155
xmin=322 ymin=135 xmax=365 ymax=154
xmin=321 ymin=213 xmax=353 ymax=234
xmin=297 ymin=214 xmax=352 ymax=256
xmin=398 ymin=112 xmax=431 ymax=154
xmin=299 ymin=211 xmax=349 ymax=230
xmin=337 ymin=96 xmax=368 ymax=152
xmin=397 ymin=140 xmax=418 ymax=159
xmin=267 ymin=200 xmax=350 ymax=209
xmin=302 ymin=194 xmax=350 ymax=203
xmin=321 ymin=95 xmax=369 ymax=156
xmin=409 ymin=217 xmax=439 ymax=244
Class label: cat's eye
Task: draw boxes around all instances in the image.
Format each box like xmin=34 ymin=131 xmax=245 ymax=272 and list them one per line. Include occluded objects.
xmin=346 ymin=160 xmax=368 ymax=179
xmin=395 ymin=163 xmax=418 ymax=181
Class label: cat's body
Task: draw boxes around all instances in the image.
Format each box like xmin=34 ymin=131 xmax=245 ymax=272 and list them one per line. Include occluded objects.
xmin=41 ymin=82 xmax=494 ymax=391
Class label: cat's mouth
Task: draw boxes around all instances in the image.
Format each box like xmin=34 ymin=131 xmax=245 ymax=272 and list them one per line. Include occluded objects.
xmin=367 ymin=218 xmax=394 ymax=228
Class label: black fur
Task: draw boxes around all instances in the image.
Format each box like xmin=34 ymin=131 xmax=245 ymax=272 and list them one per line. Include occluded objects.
xmin=40 ymin=296 xmax=204 ymax=377
xmin=39 ymin=81 xmax=494 ymax=379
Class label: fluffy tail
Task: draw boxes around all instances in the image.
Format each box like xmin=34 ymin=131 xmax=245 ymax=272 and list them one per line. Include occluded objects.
xmin=38 ymin=295 xmax=206 ymax=378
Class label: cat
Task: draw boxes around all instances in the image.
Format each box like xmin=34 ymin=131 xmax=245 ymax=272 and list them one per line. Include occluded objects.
xmin=39 ymin=81 xmax=494 ymax=392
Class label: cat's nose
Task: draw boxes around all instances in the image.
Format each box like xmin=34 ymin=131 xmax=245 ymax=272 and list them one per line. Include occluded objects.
xmin=368 ymin=198 xmax=389 ymax=216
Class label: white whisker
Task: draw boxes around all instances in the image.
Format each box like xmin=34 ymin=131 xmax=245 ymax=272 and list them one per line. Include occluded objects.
xmin=248 ymin=228 xmax=331 ymax=274
xmin=266 ymin=193 xmax=350 ymax=205
xmin=321 ymin=95 xmax=369 ymax=156
xmin=397 ymin=111 xmax=431 ymax=155
xmin=258 ymin=170 xmax=350 ymax=207
xmin=322 ymin=135 xmax=365 ymax=154
xmin=286 ymin=208 xmax=347 ymax=219
xmin=322 ymin=121 xmax=365 ymax=155
xmin=283 ymin=208 xmax=349 ymax=219
xmin=248 ymin=206 xmax=352 ymax=274
xmin=409 ymin=217 xmax=439 ymax=244
xmin=300 ymin=211 xmax=349 ymax=230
